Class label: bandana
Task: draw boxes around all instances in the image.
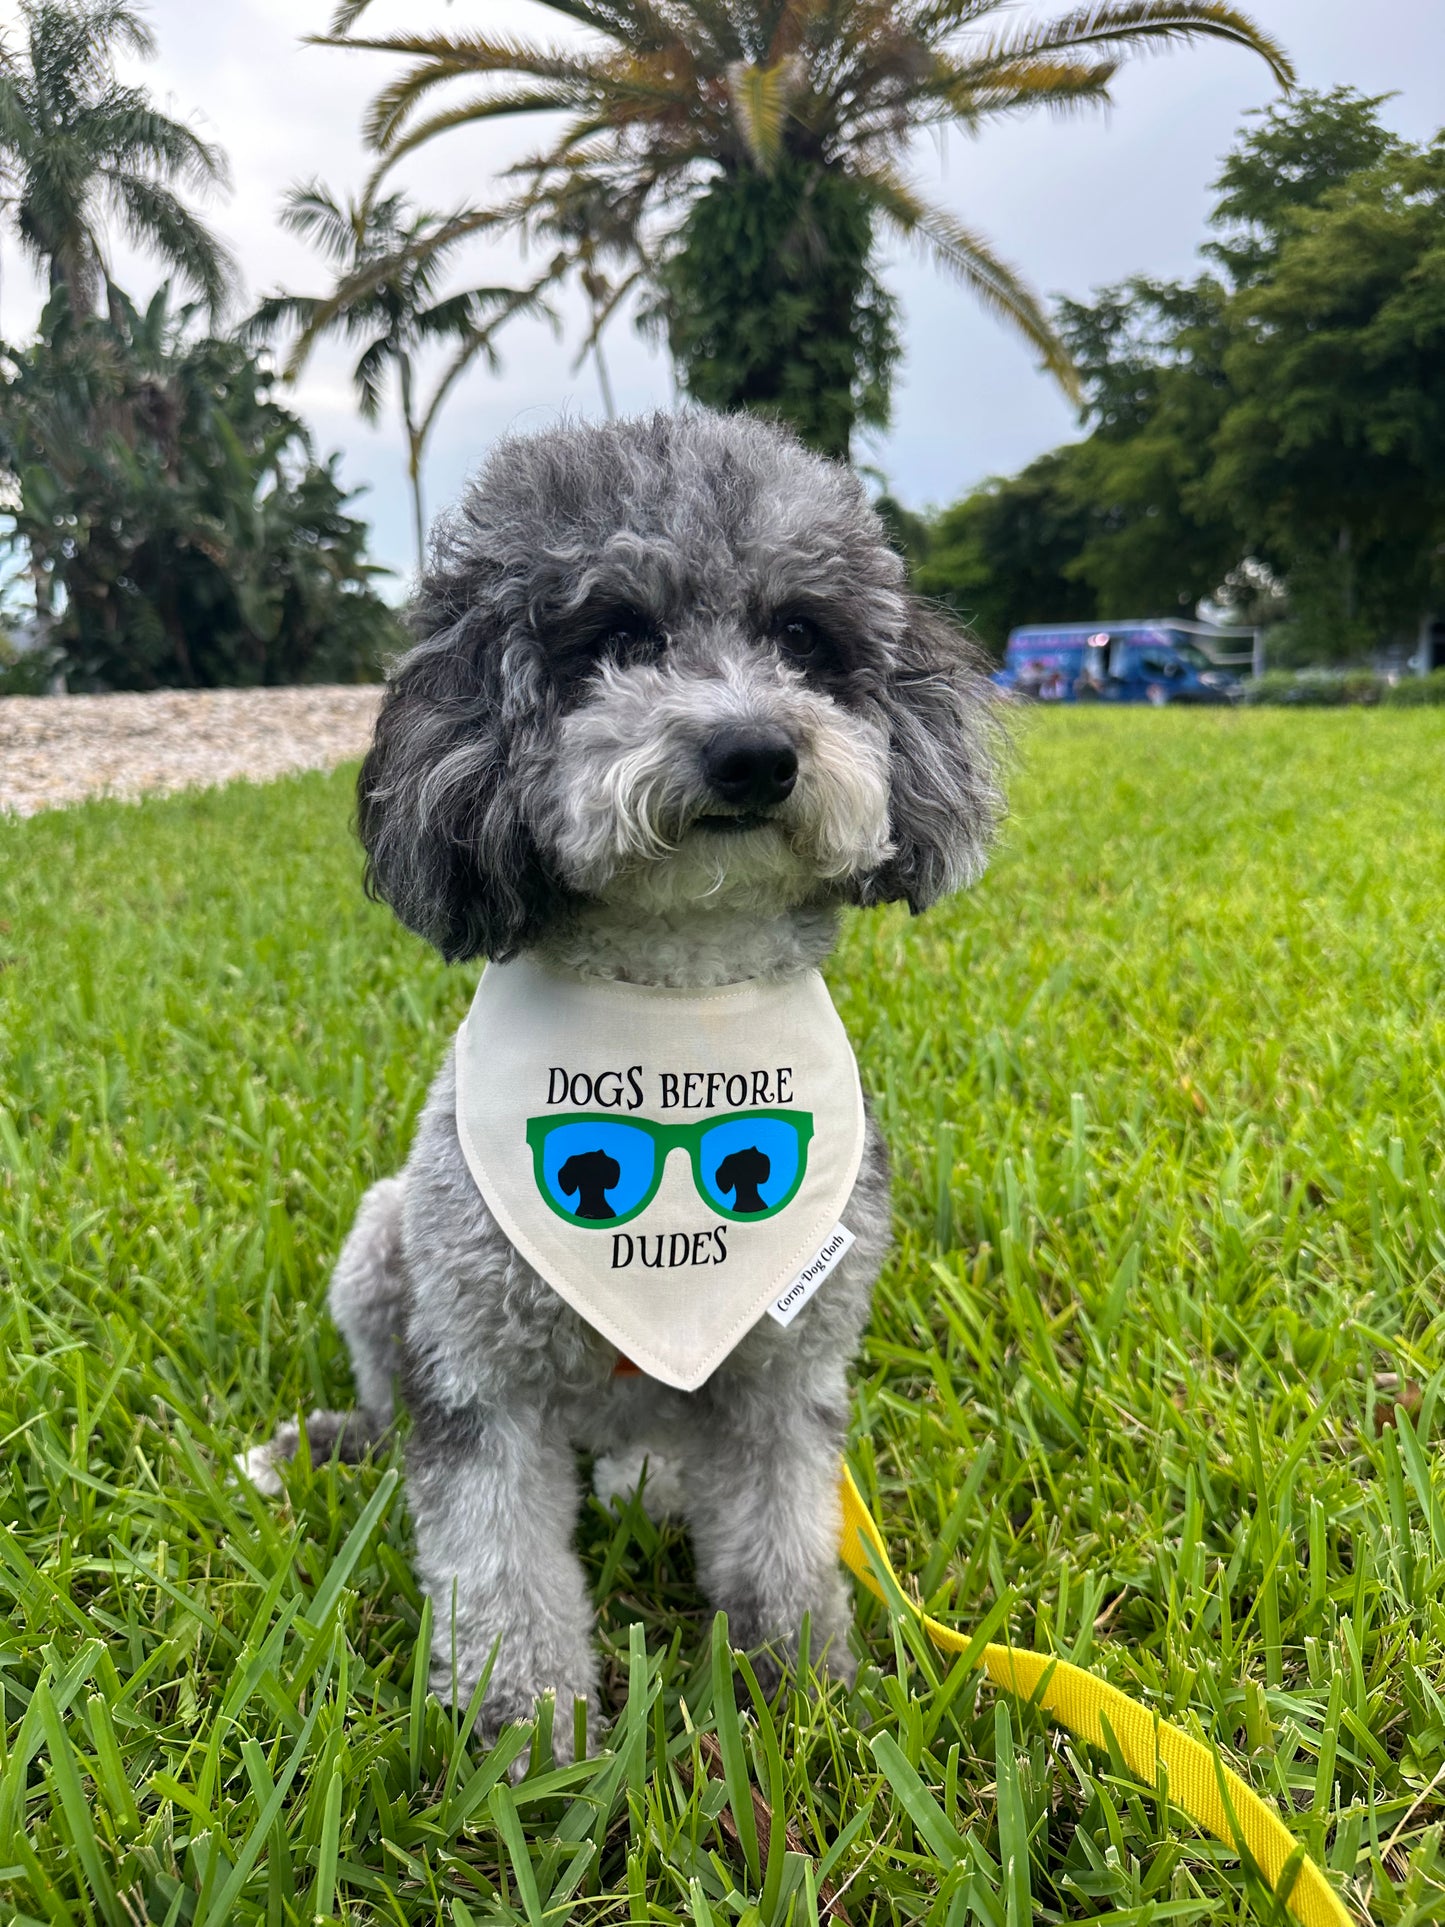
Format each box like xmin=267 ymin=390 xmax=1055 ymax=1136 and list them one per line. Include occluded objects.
xmin=454 ymin=956 xmax=866 ymax=1389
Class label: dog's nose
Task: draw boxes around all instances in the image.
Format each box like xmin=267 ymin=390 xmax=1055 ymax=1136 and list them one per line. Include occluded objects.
xmin=702 ymin=726 xmax=799 ymax=810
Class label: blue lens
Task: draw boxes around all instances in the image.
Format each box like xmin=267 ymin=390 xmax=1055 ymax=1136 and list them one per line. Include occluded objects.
xmin=699 ymin=1117 xmax=801 ymax=1216
xmin=542 ymin=1120 xmax=656 ymax=1222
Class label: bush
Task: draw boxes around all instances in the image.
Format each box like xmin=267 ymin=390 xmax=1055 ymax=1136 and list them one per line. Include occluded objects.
xmin=1243 ymin=670 xmax=1445 ymax=708
xmin=1242 ymin=667 xmax=1386 ymax=706
xmin=0 ymin=288 xmax=403 ymax=691
xmin=1382 ymin=669 xmax=1445 ymax=705
xmin=0 ymin=632 xmax=58 ymax=695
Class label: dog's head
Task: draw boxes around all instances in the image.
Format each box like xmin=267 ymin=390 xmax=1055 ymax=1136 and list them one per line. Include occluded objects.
xmin=358 ymin=411 xmax=1003 ymax=960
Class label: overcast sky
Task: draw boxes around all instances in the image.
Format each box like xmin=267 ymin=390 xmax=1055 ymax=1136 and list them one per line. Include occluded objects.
xmin=0 ymin=0 xmax=1439 ymax=586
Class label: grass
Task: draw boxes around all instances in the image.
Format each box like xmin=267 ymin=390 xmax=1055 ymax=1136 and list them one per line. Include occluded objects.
xmin=2 ymin=707 xmax=1445 ymax=1926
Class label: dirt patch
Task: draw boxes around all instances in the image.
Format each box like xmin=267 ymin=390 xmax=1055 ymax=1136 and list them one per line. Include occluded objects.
xmin=0 ymin=686 xmax=383 ymax=816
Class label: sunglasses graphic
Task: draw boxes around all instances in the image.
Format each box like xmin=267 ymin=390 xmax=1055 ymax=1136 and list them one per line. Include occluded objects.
xmin=525 ymin=1109 xmax=815 ymax=1227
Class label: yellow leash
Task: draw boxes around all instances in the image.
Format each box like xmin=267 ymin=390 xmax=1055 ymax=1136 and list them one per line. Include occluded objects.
xmin=838 ymin=1465 xmax=1356 ymax=1927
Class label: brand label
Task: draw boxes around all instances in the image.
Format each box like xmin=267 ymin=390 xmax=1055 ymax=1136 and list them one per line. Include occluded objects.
xmin=767 ymin=1224 xmax=855 ymax=1327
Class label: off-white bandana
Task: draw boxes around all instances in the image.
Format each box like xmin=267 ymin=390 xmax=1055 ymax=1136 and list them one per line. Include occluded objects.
xmin=454 ymin=956 xmax=866 ymax=1390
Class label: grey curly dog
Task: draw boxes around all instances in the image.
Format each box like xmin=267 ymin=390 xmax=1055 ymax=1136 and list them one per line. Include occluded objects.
xmin=244 ymin=408 xmax=1003 ymax=1755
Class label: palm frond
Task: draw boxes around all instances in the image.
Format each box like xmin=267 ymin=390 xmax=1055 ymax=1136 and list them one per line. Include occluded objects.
xmin=363 ymin=43 xmax=701 ymax=156
xmin=946 ymin=2 xmax=1294 ymax=89
xmin=280 ymin=293 xmax=403 ymax=381
xmin=411 ymin=289 xmax=489 ymax=340
xmin=413 ymin=280 xmax=557 ymax=449
xmin=284 ymin=206 xmax=508 ymax=367
xmin=544 ymin=109 xmax=703 ymax=170
xmin=278 ymin=181 xmax=360 ymax=265
xmin=0 ymin=78 xmax=43 ymax=172
xmin=241 ymin=291 xmax=322 ymax=348
xmin=394 ymin=206 xmax=511 ymax=285
xmin=101 ymin=170 xmax=236 ymax=320
xmin=874 ymin=54 xmax=1120 ymax=131
xmin=667 ymin=0 xmax=749 ymax=61
xmin=351 ymin=333 xmax=394 ymax=423
xmin=360 ymin=40 xmax=630 ymax=153
xmin=85 ymin=99 xmax=230 ymax=193
xmin=547 ymin=0 xmax=702 ymax=48
xmin=465 ymin=0 xmax=691 ymax=53
xmin=756 ymin=0 xmax=814 ymax=64
xmin=413 ymin=331 xmax=495 ymax=448
xmin=569 ymin=262 xmax=649 ymax=368
xmin=861 ymin=163 xmax=1080 ymax=397
xmin=726 ymin=56 xmax=805 ymax=169
xmin=268 ymin=180 xmax=510 ymax=378
xmin=85 ymin=1 xmax=157 ymax=63
xmin=32 ymin=1 xmax=155 ymax=91
xmin=314 ymin=29 xmax=616 ymax=67
xmin=328 ymin=0 xmax=378 ymax=32
xmin=363 ymin=88 xmax=611 ymax=187
xmin=0 ymin=5 xmax=234 ymax=328
xmin=326 ymin=0 xmax=664 ymax=46
xmin=903 ymin=0 xmax=1027 ymax=40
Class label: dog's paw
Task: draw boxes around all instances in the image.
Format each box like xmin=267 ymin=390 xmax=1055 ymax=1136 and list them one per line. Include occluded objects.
xmin=816 ymin=1633 xmax=858 ymax=1689
xmin=234 ymin=1415 xmax=308 ymax=1495
xmin=435 ymin=1661 xmax=599 ymax=1774
xmin=233 ymin=1409 xmax=375 ymax=1497
xmin=730 ymin=1628 xmax=857 ymax=1705
xmin=593 ymin=1442 xmax=686 ymax=1519
xmin=504 ymin=1690 xmax=601 ymax=1781
xmin=234 ymin=1439 xmax=287 ymax=1496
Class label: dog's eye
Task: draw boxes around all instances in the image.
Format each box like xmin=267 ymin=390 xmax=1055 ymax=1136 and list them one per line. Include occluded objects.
xmin=772 ymin=611 xmax=841 ymax=678
xmin=592 ymin=603 xmax=664 ymax=665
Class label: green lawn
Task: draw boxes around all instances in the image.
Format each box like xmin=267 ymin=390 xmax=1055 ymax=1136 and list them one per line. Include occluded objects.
xmin=3 ymin=709 xmax=1444 ymax=1926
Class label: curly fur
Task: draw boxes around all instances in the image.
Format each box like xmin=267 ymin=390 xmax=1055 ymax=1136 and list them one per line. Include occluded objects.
xmin=244 ymin=409 xmax=1003 ymax=1757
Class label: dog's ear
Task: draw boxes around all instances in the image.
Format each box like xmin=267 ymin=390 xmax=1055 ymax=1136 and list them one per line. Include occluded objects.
xmin=356 ymin=609 xmax=566 ymax=964
xmin=862 ymin=600 xmax=1004 ymax=914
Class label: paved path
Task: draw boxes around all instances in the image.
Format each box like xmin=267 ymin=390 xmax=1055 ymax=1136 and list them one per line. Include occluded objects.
xmin=0 ymin=686 xmax=383 ymax=817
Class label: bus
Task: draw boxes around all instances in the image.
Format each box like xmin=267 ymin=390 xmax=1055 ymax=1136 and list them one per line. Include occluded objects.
xmin=994 ymin=621 xmax=1246 ymax=704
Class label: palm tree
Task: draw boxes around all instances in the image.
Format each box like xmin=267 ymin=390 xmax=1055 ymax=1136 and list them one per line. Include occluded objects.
xmin=248 ymin=183 xmax=548 ymax=569
xmin=0 ymin=0 xmax=233 ymax=323
xmin=315 ymin=0 xmax=1294 ymax=453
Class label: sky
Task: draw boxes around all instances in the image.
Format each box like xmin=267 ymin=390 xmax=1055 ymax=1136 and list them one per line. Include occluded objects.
xmin=0 ymin=0 xmax=1440 ymax=589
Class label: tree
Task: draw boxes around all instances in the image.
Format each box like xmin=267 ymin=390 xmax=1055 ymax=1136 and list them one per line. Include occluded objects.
xmin=1210 ymin=137 xmax=1445 ymax=659
xmin=0 ymin=0 xmax=233 ymax=321
xmin=1045 ymin=88 xmax=1428 ymax=636
xmin=314 ymin=0 xmax=1291 ymax=458
xmin=1054 ymin=275 xmax=1240 ymax=613
xmin=0 ymin=286 xmax=402 ymax=689
xmin=653 ymin=159 xmax=899 ymax=458
xmin=909 ymin=447 xmax=1098 ymax=654
xmin=905 ymin=89 xmax=1443 ymax=661
xmin=1204 ymin=85 xmax=1405 ymax=286
xmin=249 ymin=183 xmax=544 ymax=569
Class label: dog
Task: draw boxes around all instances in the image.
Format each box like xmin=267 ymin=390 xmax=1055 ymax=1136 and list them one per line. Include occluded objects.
xmin=244 ymin=408 xmax=1002 ymax=1753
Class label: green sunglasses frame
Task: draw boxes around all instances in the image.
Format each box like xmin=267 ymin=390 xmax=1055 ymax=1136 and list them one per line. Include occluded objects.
xmin=524 ymin=1107 xmax=816 ymax=1228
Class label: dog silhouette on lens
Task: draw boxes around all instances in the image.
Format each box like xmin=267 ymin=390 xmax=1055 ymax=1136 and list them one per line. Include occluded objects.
xmin=715 ymin=1145 xmax=771 ymax=1215
xmin=558 ymin=1148 xmax=621 ymax=1219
